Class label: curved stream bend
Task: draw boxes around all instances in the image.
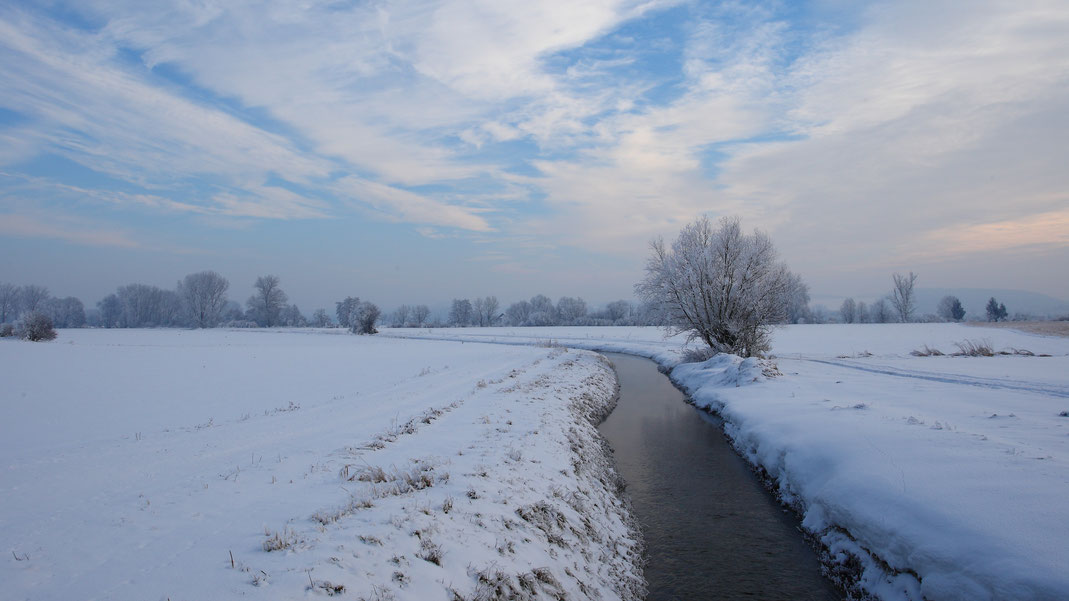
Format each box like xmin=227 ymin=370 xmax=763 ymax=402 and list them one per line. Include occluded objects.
xmin=598 ymin=353 xmax=840 ymax=601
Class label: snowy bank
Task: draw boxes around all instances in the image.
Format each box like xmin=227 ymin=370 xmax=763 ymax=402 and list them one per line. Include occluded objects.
xmin=393 ymin=324 xmax=1069 ymax=601
xmin=1 ymin=329 xmax=643 ymax=600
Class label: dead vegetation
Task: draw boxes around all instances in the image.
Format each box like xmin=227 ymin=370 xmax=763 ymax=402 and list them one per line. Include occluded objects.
xmin=262 ymin=527 xmax=300 ymax=552
xmin=965 ymin=320 xmax=1069 ymax=338
xmin=906 ymin=339 xmax=1051 ymax=358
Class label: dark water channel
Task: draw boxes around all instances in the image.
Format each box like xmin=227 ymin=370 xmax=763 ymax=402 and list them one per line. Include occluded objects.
xmin=598 ymin=353 xmax=840 ymax=601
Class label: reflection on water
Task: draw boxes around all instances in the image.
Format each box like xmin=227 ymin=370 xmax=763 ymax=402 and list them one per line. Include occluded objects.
xmin=598 ymin=353 xmax=840 ymax=601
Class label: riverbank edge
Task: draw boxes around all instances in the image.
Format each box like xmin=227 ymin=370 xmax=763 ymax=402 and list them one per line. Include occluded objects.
xmin=566 ymin=351 xmax=649 ymax=601
xmin=662 ymin=360 xmax=901 ymax=601
xmin=380 ymin=331 xmax=883 ymax=598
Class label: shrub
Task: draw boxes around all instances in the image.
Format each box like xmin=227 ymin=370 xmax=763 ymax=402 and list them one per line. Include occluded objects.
xmin=682 ymin=346 xmax=719 ymax=363
xmin=17 ymin=312 xmax=57 ymax=341
xmin=0 ymin=323 xmax=14 ymax=337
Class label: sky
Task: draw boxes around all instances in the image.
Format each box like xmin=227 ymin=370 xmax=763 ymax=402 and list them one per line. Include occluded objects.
xmin=1 ymin=0 xmax=1067 ymax=314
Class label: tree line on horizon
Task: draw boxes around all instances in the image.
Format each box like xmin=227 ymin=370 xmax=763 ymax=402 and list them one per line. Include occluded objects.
xmin=836 ymin=272 xmax=1016 ymax=324
xmin=0 ymin=265 xmax=1047 ymax=342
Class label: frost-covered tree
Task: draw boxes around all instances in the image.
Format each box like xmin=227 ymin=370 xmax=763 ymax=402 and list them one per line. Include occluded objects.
xmin=98 ymin=294 xmax=122 ymax=328
xmin=481 ymin=296 xmax=499 ymax=327
xmin=636 ymin=215 xmax=796 ymax=357
xmin=178 ymin=271 xmax=229 ymax=328
xmin=556 ymin=297 xmax=587 ymax=324
xmin=350 ymin=301 xmax=380 ymax=334
xmin=247 ymin=275 xmax=287 ymax=327
xmin=20 ymin=285 xmax=50 ymax=314
xmin=220 ymin=300 xmax=244 ymax=323
xmin=840 ymin=298 xmax=857 ymax=324
xmin=117 ymin=284 xmax=169 ymax=327
xmin=784 ymin=273 xmax=812 ymax=324
xmin=471 ymin=297 xmax=487 ymax=326
xmin=336 ymin=296 xmax=359 ymax=329
xmin=312 ymin=308 xmax=332 ymax=327
xmin=605 ymin=300 xmax=631 ymax=323
xmin=505 ymin=300 xmax=532 ymax=326
xmin=412 ymin=304 xmax=430 ymax=327
xmin=0 ymin=283 xmax=18 ymax=322
xmin=45 ymin=297 xmax=86 ymax=328
xmin=449 ymin=298 xmax=473 ymax=326
xmin=856 ymin=301 xmax=869 ymax=323
xmin=392 ymin=304 xmax=411 ymax=327
xmin=985 ymin=297 xmax=1008 ymax=322
xmin=937 ymin=295 xmax=966 ymax=322
xmin=279 ymin=304 xmax=306 ymax=327
xmin=871 ymin=298 xmax=894 ymax=323
xmin=890 ymin=272 xmax=918 ymax=323
xmin=528 ymin=294 xmax=557 ymax=325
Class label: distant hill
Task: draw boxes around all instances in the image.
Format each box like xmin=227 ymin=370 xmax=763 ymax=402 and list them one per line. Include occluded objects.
xmin=914 ymin=288 xmax=1069 ymax=319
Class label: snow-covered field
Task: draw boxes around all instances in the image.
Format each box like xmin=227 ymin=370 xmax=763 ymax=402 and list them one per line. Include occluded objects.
xmin=388 ymin=323 xmax=1069 ymax=601
xmin=1 ymin=329 xmax=643 ymax=601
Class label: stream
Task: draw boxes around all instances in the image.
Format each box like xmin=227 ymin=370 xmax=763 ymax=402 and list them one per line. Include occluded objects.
xmin=598 ymin=353 xmax=840 ymax=601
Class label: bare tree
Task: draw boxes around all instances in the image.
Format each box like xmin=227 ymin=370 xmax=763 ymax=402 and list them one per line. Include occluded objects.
xmin=98 ymin=294 xmax=122 ymax=328
xmin=856 ymin=301 xmax=869 ymax=323
xmin=556 ymin=297 xmax=587 ymax=324
xmin=636 ymin=215 xmax=796 ymax=357
xmin=0 ymin=283 xmax=18 ymax=322
xmin=247 ymin=275 xmax=288 ymax=327
xmin=178 ymin=271 xmax=229 ymax=328
xmin=117 ymin=283 xmax=169 ymax=327
xmin=605 ymin=300 xmax=630 ymax=323
xmin=412 ymin=304 xmax=430 ymax=327
xmin=45 ymin=297 xmax=86 ymax=328
xmin=784 ymin=273 xmax=812 ymax=324
xmin=393 ymin=304 xmax=411 ymax=327
xmin=482 ymin=296 xmax=499 ymax=326
xmin=840 ymin=298 xmax=857 ymax=324
xmin=505 ymin=300 xmax=532 ymax=325
xmin=890 ymin=272 xmax=918 ymax=323
xmin=449 ymin=298 xmax=473 ymax=326
xmin=937 ymin=295 xmax=966 ymax=322
xmin=20 ymin=285 xmax=50 ymax=314
xmin=472 ymin=297 xmax=487 ymax=326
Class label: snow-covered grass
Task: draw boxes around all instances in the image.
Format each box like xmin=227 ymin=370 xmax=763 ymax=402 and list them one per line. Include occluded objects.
xmin=1 ymin=329 xmax=643 ymax=600
xmin=389 ymin=323 xmax=1069 ymax=601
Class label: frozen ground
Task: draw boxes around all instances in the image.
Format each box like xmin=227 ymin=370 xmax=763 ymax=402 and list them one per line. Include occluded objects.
xmin=388 ymin=323 xmax=1069 ymax=601
xmin=1 ymin=329 xmax=643 ymax=601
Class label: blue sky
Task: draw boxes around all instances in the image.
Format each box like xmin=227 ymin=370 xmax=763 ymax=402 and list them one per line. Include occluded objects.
xmin=1 ymin=0 xmax=1067 ymax=314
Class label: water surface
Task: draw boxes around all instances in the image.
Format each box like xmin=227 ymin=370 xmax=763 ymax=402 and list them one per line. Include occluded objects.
xmin=599 ymin=353 xmax=840 ymax=601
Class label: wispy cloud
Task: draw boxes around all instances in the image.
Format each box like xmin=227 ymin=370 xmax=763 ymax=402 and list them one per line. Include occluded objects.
xmin=0 ymin=213 xmax=139 ymax=248
xmin=1 ymin=0 xmax=1067 ymax=302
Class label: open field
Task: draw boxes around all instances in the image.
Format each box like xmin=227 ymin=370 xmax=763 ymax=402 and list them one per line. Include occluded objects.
xmin=0 ymin=329 xmax=642 ymax=601
xmin=966 ymin=320 xmax=1069 ymax=337
xmin=391 ymin=323 xmax=1069 ymax=601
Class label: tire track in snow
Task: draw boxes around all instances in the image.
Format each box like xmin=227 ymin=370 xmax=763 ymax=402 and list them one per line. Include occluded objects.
xmin=804 ymin=358 xmax=1069 ymax=398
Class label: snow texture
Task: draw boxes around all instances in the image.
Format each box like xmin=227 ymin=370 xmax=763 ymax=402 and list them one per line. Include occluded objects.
xmin=1 ymin=329 xmax=643 ymax=601
xmin=389 ymin=323 xmax=1069 ymax=601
